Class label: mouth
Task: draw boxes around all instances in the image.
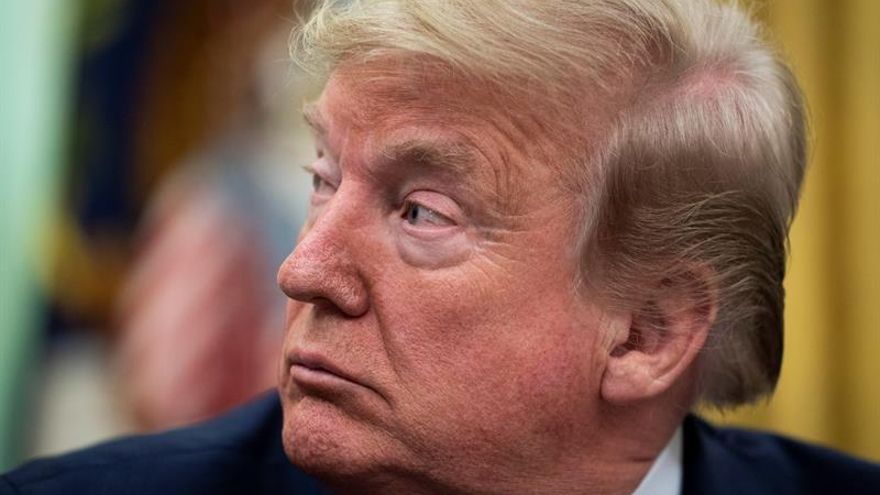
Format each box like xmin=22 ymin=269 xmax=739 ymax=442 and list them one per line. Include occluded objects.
xmin=288 ymin=350 xmax=365 ymax=391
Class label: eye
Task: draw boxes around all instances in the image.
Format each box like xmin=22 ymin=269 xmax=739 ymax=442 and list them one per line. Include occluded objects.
xmin=311 ymin=174 xmax=334 ymax=194
xmin=402 ymin=201 xmax=454 ymax=227
xmin=303 ymin=165 xmax=337 ymax=199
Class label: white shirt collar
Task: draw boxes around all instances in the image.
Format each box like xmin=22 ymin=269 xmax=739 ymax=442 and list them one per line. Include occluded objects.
xmin=631 ymin=426 xmax=683 ymax=495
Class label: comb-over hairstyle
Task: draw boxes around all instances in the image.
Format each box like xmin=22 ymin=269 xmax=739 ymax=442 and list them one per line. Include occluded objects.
xmin=291 ymin=0 xmax=807 ymax=407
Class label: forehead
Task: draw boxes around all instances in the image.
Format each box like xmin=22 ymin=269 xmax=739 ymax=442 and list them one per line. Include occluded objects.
xmin=317 ymin=59 xmax=512 ymax=131
xmin=311 ymin=60 xmax=568 ymax=210
xmin=305 ymin=77 xmax=487 ymax=179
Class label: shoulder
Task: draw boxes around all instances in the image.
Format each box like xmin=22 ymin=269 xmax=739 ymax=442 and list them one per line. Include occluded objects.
xmin=682 ymin=414 xmax=880 ymax=495
xmin=1 ymin=392 xmax=326 ymax=495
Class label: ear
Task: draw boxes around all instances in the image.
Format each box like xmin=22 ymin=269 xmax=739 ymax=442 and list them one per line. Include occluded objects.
xmin=600 ymin=266 xmax=717 ymax=404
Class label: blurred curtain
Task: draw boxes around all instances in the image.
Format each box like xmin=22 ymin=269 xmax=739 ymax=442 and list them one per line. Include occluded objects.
xmin=709 ymin=0 xmax=880 ymax=461
xmin=0 ymin=1 xmax=77 ymax=469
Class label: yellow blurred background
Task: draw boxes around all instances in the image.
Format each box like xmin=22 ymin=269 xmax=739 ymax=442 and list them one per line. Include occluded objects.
xmin=706 ymin=0 xmax=880 ymax=462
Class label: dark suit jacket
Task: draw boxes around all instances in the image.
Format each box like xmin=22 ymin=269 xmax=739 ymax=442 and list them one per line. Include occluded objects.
xmin=3 ymin=392 xmax=878 ymax=494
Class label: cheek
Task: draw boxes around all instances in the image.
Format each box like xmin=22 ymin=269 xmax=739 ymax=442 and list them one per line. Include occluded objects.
xmin=392 ymin=320 xmax=601 ymax=466
xmin=380 ymin=269 xmax=602 ymax=437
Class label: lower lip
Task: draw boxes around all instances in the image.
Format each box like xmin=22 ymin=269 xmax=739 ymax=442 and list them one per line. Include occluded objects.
xmin=289 ymin=364 xmax=359 ymax=390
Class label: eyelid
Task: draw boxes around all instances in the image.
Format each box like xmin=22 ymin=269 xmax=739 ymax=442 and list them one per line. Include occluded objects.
xmin=403 ymin=200 xmax=456 ymax=227
xmin=401 ymin=190 xmax=463 ymax=227
xmin=303 ymin=163 xmax=339 ymax=187
xmin=302 ymin=163 xmax=319 ymax=178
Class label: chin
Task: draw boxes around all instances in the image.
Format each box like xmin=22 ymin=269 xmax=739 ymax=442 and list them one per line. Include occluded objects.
xmin=281 ymin=395 xmax=491 ymax=494
xmin=281 ymin=395 xmax=396 ymax=482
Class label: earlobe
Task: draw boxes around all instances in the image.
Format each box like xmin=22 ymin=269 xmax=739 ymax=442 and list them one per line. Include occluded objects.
xmin=600 ymin=268 xmax=717 ymax=405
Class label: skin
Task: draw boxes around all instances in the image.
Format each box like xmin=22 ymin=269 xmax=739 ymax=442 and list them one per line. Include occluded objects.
xmin=276 ymin=60 xmax=707 ymax=494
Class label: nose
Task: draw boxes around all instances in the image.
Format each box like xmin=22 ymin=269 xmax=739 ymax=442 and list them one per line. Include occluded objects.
xmin=277 ymin=208 xmax=370 ymax=317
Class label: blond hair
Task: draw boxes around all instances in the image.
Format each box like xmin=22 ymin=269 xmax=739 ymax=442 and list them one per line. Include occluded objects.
xmin=292 ymin=0 xmax=807 ymax=407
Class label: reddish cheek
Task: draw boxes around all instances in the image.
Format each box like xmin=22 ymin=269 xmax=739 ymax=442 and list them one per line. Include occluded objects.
xmin=432 ymin=292 xmax=595 ymax=410
xmin=517 ymin=345 xmax=594 ymax=404
xmin=477 ymin=337 xmax=598 ymax=447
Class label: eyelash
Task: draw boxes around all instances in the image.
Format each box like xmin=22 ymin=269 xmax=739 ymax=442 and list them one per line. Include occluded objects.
xmin=401 ymin=200 xmax=452 ymax=227
xmin=305 ymin=167 xmax=336 ymax=196
xmin=311 ymin=174 xmax=330 ymax=192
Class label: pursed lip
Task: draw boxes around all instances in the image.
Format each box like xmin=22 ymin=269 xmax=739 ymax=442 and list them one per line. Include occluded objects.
xmin=288 ymin=349 xmax=366 ymax=389
xmin=286 ymin=349 xmax=389 ymax=403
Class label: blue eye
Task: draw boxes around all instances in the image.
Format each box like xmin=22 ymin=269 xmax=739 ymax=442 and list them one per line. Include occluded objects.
xmin=403 ymin=201 xmax=451 ymax=226
xmin=404 ymin=202 xmax=422 ymax=224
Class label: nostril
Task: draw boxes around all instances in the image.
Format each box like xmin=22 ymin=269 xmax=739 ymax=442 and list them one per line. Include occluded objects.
xmin=308 ymin=296 xmax=345 ymax=314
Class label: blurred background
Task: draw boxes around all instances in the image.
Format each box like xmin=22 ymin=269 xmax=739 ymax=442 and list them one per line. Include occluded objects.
xmin=0 ymin=0 xmax=877 ymax=471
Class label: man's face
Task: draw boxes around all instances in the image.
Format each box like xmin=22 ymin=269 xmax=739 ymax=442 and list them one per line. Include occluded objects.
xmin=277 ymin=62 xmax=614 ymax=491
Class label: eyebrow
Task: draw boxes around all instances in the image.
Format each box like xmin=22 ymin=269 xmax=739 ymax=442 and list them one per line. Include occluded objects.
xmin=302 ymin=102 xmax=327 ymax=136
xmin=378 ymin=139 xmax=478 ymax=180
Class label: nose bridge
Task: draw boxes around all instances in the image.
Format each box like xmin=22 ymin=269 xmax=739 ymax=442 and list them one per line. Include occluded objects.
xmin=278 ymin=193 xmax=370 ymax=316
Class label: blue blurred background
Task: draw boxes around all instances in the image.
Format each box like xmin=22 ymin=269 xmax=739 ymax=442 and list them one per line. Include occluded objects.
xmin=1 ymin=0 xmax=877 ymax=471
xmin=1 ymin=0 xmax=317 ymax=469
